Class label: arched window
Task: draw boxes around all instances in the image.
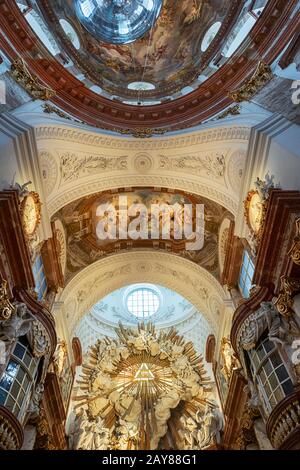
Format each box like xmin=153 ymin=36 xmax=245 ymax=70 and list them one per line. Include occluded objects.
xmin=247 ymin=337 xmax=294 ymax=418
xmin=59 ymin=19 xmax=81 ymax=50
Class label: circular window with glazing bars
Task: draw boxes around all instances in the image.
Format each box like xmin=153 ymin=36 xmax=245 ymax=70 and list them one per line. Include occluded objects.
xmin=126 ymin=287 xmax=160 ymax=319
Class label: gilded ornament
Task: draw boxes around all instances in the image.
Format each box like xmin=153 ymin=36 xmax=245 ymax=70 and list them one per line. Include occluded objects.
xmin=275 ymin=276 xmax=300 ymax=319
xmin=0 ymin=278 xmax=14 ymax=322
xmin=116 ymin=127 xmax=169 ymax=139
xmin=220 ymin=337 xmax=239 ymax=382
xmin=19 ymin=191 xmax=42 ymax=238
xmin=71 ymin=322 xmax=219 ymax=450
xmin=216 ymin=105 xmax=241 ymax=120
xmin=229 ymin=61 xmax=273 ymax=103
xmin=10 ymin=59 xmax=55 ymax=101
xmin=289 ymin=218 xmax=300 ymax=266
xmin=244 ymin=190 xmax=265 ymax=236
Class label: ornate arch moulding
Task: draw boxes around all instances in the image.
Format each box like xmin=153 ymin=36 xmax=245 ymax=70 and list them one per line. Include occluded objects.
xmin=34 ymin=124 xmax=251 ymax=147
xmin=0 ymin=0 xmax=298 ymax=131
xmin=47 ymin=175 xmax=240 ymax=219
xmin=57 ymin=252 xmax=226 ymax=335
xmin=32 ymin=123 xmax=250 ymax=218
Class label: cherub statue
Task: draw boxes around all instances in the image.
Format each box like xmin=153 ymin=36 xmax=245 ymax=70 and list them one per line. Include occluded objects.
xmin=73 ymin=409 xmax=92 ymax=449
xmin=10 ymin=173 xmax=32 ymax=198
xmin=220 ymin=338 xmax=238 ymax=382
xmin=195 ymin=405 xmax=223 ymax=449
xmin=261 ymin=302 xmax=288 ymax=345
xmin=53 ymin=340 xmax=68 ymax=376
xmin=28 ymin=383 xmax=45 ymax=419
xmin=180 ymin=415 xmax=197 ymax=449
xmin=0 ymin=302 xmax=34 ymax=344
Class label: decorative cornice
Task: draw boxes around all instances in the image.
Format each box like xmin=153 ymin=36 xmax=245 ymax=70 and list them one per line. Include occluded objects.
xmin=253 ymin=190 xmax=300 ymax=290
xmin=35 ymin=125 xmax=251 ymax=149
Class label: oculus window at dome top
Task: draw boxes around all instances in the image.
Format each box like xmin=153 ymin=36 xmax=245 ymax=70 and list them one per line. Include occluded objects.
xmin=74 ymin=0 xmax=163 ymax=44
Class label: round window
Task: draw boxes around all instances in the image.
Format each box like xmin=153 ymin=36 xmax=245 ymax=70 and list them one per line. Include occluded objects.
xmin=126 ymin=288 xmax=160 ymax=319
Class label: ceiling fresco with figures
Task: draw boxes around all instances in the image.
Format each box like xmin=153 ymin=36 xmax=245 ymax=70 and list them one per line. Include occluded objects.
xmin=53 ymin=188 xmax=227 ymax=283
xmin=37 ymin=0 xmax=238 ymax=99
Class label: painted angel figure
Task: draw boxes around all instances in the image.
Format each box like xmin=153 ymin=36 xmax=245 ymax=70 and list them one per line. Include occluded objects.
xmin=0 ymin=302 xmax=34 ymax=344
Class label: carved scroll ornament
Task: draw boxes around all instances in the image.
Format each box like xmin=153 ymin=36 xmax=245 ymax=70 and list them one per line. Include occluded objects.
xmin=239 ymin=302 xmax=289 ymax=351
xmin=289 ymin=218 xmax=300 ymax=266
xmin=275 ymin=276 xmax=300 ymax=319
xmin=0 ymin=279 xmax=14 ymax=322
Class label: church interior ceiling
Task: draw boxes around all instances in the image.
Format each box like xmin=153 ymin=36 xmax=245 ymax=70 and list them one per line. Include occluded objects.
xmin=53 ymin=187 xmax=227 ymax=283
xmin=1 ymin=0 xmax=300 ymax=455
xmin=38 ymin=0 xmax=236 ymax=100
xmin=0 ymin=0 xmax=292 ymax=131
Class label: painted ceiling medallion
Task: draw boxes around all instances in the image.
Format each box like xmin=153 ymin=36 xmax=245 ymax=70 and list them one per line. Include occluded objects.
xmin=74 ymin=0 xmax=163 ymax=44
xmin=20 ymin=192 xmax=42 ymax=238
xmin=246 ymin=191 xmax=263 ymax=235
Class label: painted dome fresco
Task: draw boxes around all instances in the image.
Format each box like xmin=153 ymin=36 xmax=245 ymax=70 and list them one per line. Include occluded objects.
xmin=37 ymin=0 xmax=240 ymax=100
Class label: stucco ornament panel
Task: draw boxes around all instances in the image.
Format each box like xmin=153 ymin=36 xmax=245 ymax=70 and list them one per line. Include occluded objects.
xmin=39 ymin=151 xmax=58 ymax=196
xmin=227 ymin=149 xmax=246 ymax=192
xmin=34 ymin=124 xmax=250 ymax=218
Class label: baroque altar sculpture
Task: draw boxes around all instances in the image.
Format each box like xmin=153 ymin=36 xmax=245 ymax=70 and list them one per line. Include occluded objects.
xmin=70 ymin=322 xmax=222 ymax=450
xmin=220 ymin=337 xmax=240 ymax=382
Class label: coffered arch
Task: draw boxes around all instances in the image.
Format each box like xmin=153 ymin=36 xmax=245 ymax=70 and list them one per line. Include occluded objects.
xmin=55 ymin=251 xmax=226 ymax=339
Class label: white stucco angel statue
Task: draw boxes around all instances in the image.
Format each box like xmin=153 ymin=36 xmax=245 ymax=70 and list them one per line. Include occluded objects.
xmin=0 ymin=301 xmax=34 ymax=344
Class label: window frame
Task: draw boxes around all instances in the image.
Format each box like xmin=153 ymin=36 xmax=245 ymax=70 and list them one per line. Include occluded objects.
xmin=126 ymin=287 xmax=160 ymax=319
xmin=238 ymin=249 xmax=255 ymax=298
xmin=247 ymin=338 xmax=294 ymax=417
xmin=0 ymin=338 xmax=39 ymax=423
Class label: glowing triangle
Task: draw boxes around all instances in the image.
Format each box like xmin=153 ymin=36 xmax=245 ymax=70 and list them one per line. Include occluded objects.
xmin=134 ymin=363 xmax=155 ymax=382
